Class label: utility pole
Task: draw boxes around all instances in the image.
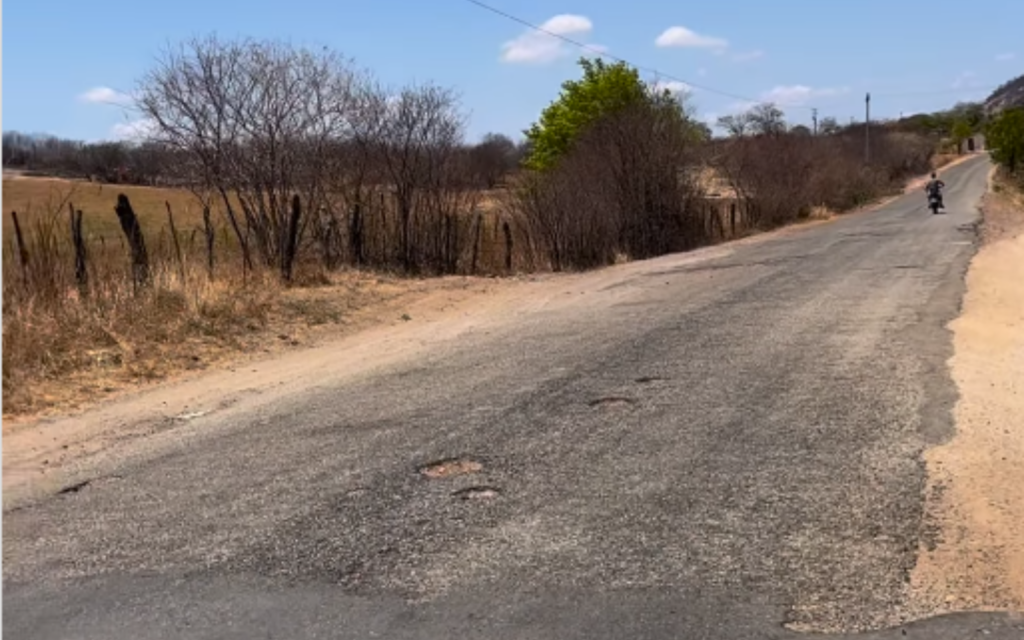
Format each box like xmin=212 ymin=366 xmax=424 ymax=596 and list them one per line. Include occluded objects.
xmin=812 ymin=108 xmax=818 ymax=136
xmin=865 ymin=92 xmax=871 ymax=165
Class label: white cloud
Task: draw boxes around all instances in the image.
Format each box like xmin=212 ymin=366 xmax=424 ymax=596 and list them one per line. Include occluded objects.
xmin=652 ymin=80 xmax=691 ymax=95
xmin=995 ymin=52 xmax=1016 ymax=62
xmin=111 ymin=118 xmax=156 ymax=141
xmin=542 ymin=14 xmax=592 ymax=34
xmin=79 ymin=86 xmax=132 ymax=106
xmin=501 ymin=14 xmax=601 ymax=64
xmin=951 ymin=70 xmax=977 ymax=89
xmin=759 ymin=84 xmax=849 ymax=106
xmin=732 ymin=50 xmax=764 ymax=62
xmin=655 ymin=26 xmax=728 ymax=52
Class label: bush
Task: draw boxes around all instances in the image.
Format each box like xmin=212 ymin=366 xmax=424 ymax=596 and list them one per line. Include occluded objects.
xmin=987 ymin=108 xmax=1024 ymax=175
xmin=715 ymin=127 xmax=934 ymax=229
xmin=511 ymin=101 xmax=705 ymax=270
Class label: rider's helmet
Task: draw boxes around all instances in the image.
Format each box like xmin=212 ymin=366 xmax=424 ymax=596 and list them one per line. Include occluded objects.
xmin=931 ymin=172 xmax=937 ymax=179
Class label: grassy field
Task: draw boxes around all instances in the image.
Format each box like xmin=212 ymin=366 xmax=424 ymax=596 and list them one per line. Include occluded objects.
xmin=3 ymin=176 xmax=210 ymax=241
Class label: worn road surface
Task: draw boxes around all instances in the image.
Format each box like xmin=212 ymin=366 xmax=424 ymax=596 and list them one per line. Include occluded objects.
xmin=5 ymin=155 xmax=1022 ymax=639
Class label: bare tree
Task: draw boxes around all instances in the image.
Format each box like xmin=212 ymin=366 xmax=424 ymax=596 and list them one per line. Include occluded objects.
xmin=716 ymin=113 xmax=752 ymax=137
xmin=374 ymin=82 xmax=467 ymax=272
xmin=467 ymin=133 xmax=518 ymax=189
xmin=135 ymin=35 xmax=360 ymax=278
xmin=747 ymin=103 xmax=787 ymax=137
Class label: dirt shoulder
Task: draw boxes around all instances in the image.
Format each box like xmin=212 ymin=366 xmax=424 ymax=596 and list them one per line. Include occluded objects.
xmin=908 ymin=169 xmax=1024 ymax=615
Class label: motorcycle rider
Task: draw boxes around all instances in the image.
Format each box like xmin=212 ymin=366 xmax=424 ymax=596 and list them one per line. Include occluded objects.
xmin=924 ymin=172 xmax=946 ymax=209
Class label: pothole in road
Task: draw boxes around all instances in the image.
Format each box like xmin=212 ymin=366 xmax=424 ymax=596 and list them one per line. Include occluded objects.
xmin=452 ymin=486 xmax=501 ymax=501
xmin=418 ymin=457 xmax=483 ymax=479
xmin=588 ymin=396 xmax=637 ymax=408
xmin=57 ymin=480 xmax=91 ymax=495
xmin=635 ymin=376 xmax=666 ymax=384
xmin=56 ymin=474 xmax=124 ymax=496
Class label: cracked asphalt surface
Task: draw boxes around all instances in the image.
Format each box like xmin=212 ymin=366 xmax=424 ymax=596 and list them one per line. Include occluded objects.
xmin=5 ymin=155 xmax=1023 ymax=639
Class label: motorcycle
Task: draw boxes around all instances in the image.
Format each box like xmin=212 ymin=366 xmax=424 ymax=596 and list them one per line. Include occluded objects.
xmin=927 ymin=192 xmax=943 ymax=215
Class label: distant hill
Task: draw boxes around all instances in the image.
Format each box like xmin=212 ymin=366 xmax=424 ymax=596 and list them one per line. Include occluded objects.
xmin=985 ymin=74 xmax=1024 ymax=115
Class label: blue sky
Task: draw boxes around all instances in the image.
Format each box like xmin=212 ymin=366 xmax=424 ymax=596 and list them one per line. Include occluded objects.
xmin=4 ymin=0 xmax=1022 ymax=143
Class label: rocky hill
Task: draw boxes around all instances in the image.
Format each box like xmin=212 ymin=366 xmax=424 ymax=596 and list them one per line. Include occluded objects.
xmin=985 ymin=73 xmax=1024 ymax=114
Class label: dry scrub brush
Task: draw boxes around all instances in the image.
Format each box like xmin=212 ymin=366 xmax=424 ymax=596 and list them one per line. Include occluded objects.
xmin=713 ymin=127 xmax=934 ymax=229
xmin=508 ymin=102 xmax=708 ymax=271
xmin=2 ymin=197 xmax=283 ymax=414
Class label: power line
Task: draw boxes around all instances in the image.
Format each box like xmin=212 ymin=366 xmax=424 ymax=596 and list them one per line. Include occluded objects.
xmin=462 ymin=0 xmax=816 ymax=111
xmin=464 ymin=0 xmax=1004 ymax=118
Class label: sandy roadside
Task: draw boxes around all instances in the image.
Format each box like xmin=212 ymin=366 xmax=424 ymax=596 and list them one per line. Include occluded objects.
xmin=908 ymin=170 xmax=1024 ymax=615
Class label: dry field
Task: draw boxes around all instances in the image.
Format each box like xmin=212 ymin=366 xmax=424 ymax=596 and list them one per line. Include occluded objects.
xmin=3 ymin=176 xmax=209 ymax=241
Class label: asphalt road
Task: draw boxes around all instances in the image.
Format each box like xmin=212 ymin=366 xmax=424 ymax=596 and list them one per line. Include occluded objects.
xmin=5 ymin=155 xmax=1022 ymax=639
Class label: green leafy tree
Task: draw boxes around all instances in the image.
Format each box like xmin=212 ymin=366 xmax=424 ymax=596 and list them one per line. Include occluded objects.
xmin=523 ymin=57 xmax=687 ymax=171
xmin=951 ymin=101 xmax=985 ymax=130
xmin=986 ymin=107 xmax=1024 ymax=173
xmin=818 ymin=116 xmax=841 ymax=135
xmin=951 ymin=119 xmax=972 ymax=154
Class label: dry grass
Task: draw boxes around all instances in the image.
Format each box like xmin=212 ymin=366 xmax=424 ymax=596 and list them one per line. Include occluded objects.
xmin=3 ymin=177 xmax=211 ymax=240
xmin=2 ymin=177 xmax=411 ymax=418
xmin=3 ymin=176 xmax=510 ymax=235
xmin=931 ymin=153 xmax=962 ymax=170
xmin=1 ymin=254 xmax=418 ymax=417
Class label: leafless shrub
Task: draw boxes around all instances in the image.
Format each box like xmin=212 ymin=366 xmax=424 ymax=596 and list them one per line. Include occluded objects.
xmin=466 ymin=133 xmax=520 ymax=189
xmin=136 ymin=35 xmax=360 ymax=278
xmin=715 ymin=126 xmax=935 ymax=229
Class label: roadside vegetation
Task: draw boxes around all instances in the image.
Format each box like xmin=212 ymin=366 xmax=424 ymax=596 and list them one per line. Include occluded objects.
xmin=1 ymin=35 xmax=1009 ymax=416
xmin=985 ymin=107 xmax=1024 ymax=187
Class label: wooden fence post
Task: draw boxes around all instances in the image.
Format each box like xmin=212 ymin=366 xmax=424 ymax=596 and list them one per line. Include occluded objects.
xmin=11 ymin=211 xmax=30 ymax=286
xmin=114 ymin=194 xmax=150 ymax=289
xmin=503 ymin=220 xmax=513 ymax=273
xmin=165 ymin=201 xmax=186 ymax=282
xmin=202 ymin=207 xmax=215 ymax=279
xmin=68 ymin=203 xmax=88 ymax=297
xmin=281 ymin=195 xmax=302 ymax=282
xmin=470 ymin=212 xmax=483 ymax=274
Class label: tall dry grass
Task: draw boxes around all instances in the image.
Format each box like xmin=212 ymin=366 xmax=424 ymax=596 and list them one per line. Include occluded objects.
xmin=1 ymin=185 xmax=416 ymax=417
xmin=3 ymin=197 xmax=271 ymax=413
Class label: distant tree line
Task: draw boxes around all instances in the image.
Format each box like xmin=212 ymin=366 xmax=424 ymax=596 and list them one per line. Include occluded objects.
xmin=2 ymin=127 xmax=527 ymax=191
xmin=1 ymin=132 xmax=179 ymax=185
